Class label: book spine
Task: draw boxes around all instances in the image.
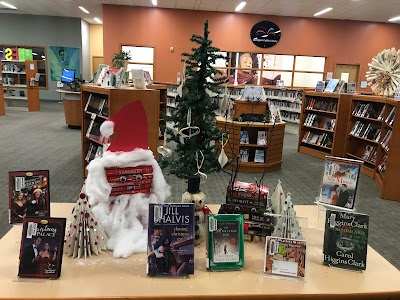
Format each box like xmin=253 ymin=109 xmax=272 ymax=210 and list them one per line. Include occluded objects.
xmin=110 ymin=188 xmax=151 ymax=197
xmin=227 ymin=189 xmax=268 ymax=200
xmin=105 ymin=166 xmax=153 ymax=176
xmin=111 ymin=184 xmax=152 ymax=193
xmin=226 ymin=196 xmax=267 ymax=207
xmin=109 ymin=177 xmax=153 ymax=187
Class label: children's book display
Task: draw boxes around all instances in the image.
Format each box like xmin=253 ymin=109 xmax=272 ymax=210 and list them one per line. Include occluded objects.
xmin=317 ymin=156 xmax=363 ymax=210
xmin=147 ymin=203 xmax=195 ymax=276
xmin=206 ymin=214 xmax=244 ymax=271
xmin=9 ymin=170 xmax=50 ymax=224
xmin=18 ymin=217 xmax=66 ymax=278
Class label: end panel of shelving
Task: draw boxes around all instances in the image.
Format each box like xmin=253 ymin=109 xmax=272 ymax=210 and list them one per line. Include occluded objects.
xmin=332 ymin=94 xmax=352 ymax=157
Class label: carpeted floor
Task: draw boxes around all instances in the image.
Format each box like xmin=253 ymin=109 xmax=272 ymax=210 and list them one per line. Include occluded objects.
xmin=0 ymin=101 xmax=399 ymax=269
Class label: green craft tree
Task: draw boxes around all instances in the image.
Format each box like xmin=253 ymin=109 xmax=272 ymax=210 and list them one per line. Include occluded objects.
xmin=162 ymin=20 xmax=227 ymax=178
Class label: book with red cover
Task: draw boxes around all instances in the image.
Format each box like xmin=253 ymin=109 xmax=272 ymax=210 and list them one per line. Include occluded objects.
xmin=110 ymin=188 xmax=151 ymax=197
xmin=9 ymin=170 xmax=50 ymax=224
xmin=105 ymin=166 xmax=153 ymax=177
xmin=18 ymin=217 xmax=66 ymax=278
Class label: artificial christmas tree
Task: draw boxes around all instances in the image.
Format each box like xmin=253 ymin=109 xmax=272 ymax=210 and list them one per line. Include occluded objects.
xmin=162 ymin=20 xmax=227 ymax=178
xmin=64 ymin=192 xmax=108 ymax=259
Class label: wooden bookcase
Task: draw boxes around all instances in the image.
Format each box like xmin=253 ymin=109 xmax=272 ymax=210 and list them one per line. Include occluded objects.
xmin=1 ymin=60 xmax=40 ymax=111
xmin=216 ymin=116 xmax=285 ymax=173
xmin=264 ymin=86 xmax=304 ymax=124
xmin=0 ymin=61 xmax=4 ymax=116
xmin=80 ymin=84 xmax=160 ymax=177
xmin=344 ymin=95 xmax=386 ymax=178
xmin=373 ymin=98 xmax=400 ymax=201
xmin=298 ymin=91 xmax=352 ymax=159
xmin=147 ymin=83 xmax=167 ymax=144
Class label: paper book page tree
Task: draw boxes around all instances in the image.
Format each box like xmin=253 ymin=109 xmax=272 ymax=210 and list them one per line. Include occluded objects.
xmin=270 ymin=181 xmax=304 ymax=240
xmin=64 ymin=192 xmax=108 ymax=259
xmin=161 ymin=20 xmax=227 ymax=178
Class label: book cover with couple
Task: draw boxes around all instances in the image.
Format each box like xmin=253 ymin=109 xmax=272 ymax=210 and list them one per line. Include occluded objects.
xmin=147 ymin=203 xmax=195 ymax=276
xmin=18 ymin=217 xmax=66 ymax=278
xmin=318 ymin=156 xmax=363 ymax=209
xmin=9 ymin=170 xmax=50 ymax=224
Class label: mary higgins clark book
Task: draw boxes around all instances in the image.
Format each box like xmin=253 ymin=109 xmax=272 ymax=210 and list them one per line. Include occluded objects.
xmin=147 ymin=203 xmax=195 ymax=276
xmin=323 ymin=210 xmax=369 ymax=271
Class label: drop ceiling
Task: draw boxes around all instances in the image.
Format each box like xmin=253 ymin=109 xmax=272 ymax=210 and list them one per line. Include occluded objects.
xmin=1 ymin=0 xmax=400 ymax=24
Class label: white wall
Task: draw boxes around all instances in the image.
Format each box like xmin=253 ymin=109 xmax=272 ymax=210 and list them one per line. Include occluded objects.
xmin=81 ymin=19 xmax=90 ymax=81
xmin=0 ymin=14 xmax=83 ymax=100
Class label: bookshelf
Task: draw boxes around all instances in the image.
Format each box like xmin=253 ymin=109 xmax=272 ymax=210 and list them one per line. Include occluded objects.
xmin=80 ymin=85 xmax=160 ymax=177
xmin=345 ymin=95 xmax=386 ymax=178
xmin=373 ymin=98 xmax=400 ymax=201
xmin=0 ymin=61 xmax=4 ymax=116
xmin=264 ymin=87 xmax=303 ymax=124
xmin=147 ymin=83 xmax=167 ymax=144
xmin=298 ymin=91 xmax=352 ymax=159
xmin=1 ymin=60 xmax=40 ymax=111
xmin=216 ymin=116 xmax=285 ymax=173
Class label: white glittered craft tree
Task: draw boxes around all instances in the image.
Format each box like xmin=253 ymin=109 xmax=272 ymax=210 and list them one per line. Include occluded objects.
xmin=272 ymin=193 xmax=304 ymax=240
xmin=85 ymin=100 xmax=171 ymax=258
xmin=64 ymin=192 xmax=108 ymax=259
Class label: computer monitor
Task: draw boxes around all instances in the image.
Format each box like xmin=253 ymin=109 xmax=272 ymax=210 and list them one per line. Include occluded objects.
xmin=61 ymin=69 xmax=75 ymax=83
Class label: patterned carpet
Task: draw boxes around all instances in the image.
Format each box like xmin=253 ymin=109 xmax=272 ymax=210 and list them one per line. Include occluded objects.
xmin=0 ymin=101 xmax=399 ymax=269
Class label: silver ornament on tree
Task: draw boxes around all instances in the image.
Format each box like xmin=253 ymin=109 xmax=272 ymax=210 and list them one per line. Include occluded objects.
xmin=64 ymin=192 xmax=108 ymax=259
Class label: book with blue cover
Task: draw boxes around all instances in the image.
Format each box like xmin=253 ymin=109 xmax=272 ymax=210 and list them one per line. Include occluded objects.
xmin=147 ymin=203 xmax=195 ymax=276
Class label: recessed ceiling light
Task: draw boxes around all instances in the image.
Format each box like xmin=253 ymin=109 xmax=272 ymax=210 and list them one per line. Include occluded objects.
xmin=94 ymin=17 xmax=102 ymax=24
xmin=32 ymin=52 xmax=38 ymax=56
xmin=0 ymin=1 xmax=17 ymax=9
xmin=235 ymin=2 xmax=246 ymax=12
xmin=41 ymin=55 xmax=45 ymax=59
xmin=151 ymin=0 xmax=157 ymax=6
xmin=314 ymin=7 xmax=333 ymax=17
xmin=79 ymin=6 xmax=90 ymax=14
xmin=388 ymin=16 xmax=400 ymax=22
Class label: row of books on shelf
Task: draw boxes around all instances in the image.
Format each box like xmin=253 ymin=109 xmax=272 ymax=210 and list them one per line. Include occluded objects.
xmin=265 ymin=89 xmax=302 ymax=101
xmin=386 ymin=107 xmax=396 ymax=126
xmin=240 ymin=130 xmax=267 ymax=145
xmin=2 ymin=63 xmax=24 ymax=72
xmin=304 ymin=114 xmax=336 ymax=130
xmin=84 ymin=93 xmax=109 ymax=118
xmin=378 ymin=155 xmax=387 ymax=174
xmin=239 ymin=148 xmax=264 ymax=163
xmin=302 ymin=131 xmax=333 ymax=148
xmin=306 ymin=98 xmax=337 ymax=112
xmin=380 ymin=129 xmax=392 ymax=151
xmin=280 ymin=111 xmax=300 ymax=123
xmin=361 ymin=145 xmax=377 ymax=163
xmin=85 ymin=143 xmax=104 ymax=163
xmin=271 ymin=99 xmax=301 ymax=112
xmin=350 ymin=121 xmax=380 ymax=141
xmin=352 ymin=102 xmax=382 ymax=119
xmin=86 ymin=118 xmax=109 ymax=144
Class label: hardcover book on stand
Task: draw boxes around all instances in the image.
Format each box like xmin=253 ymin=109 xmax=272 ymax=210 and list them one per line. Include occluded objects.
xmin=323 ymin=210 xmax=369 ymax=271
xmin=18 ymin=217 xmax=66 ymax=278
xmin=9 ymin=170 xmax=50 ymax=224
xmin=147 ymin=203 xmax=195 ymax=276
xmin=206 ymin=214 xmax=244 ymax=271
xmin=318 ymin=156 xmax=362 ymax=210
xmin=264 ymin=236 xmax=306 ymax=278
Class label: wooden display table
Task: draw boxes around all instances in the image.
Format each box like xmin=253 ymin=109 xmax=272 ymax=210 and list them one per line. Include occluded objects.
xmin=0 ymin=203 xmax=399 ymax=299
xmin=55 ymin=89 xmax=82 ymax=128
xmin=216 ymin=116 xmax=285 ymax=173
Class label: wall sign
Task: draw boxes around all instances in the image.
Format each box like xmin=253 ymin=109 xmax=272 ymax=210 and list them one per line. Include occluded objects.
xmin=250 ymin=21 xmax=281 ymax=48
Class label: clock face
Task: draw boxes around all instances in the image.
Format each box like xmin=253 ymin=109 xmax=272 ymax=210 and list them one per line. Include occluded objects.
xmin=250 ymin=21 xmax=281 ymax=48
